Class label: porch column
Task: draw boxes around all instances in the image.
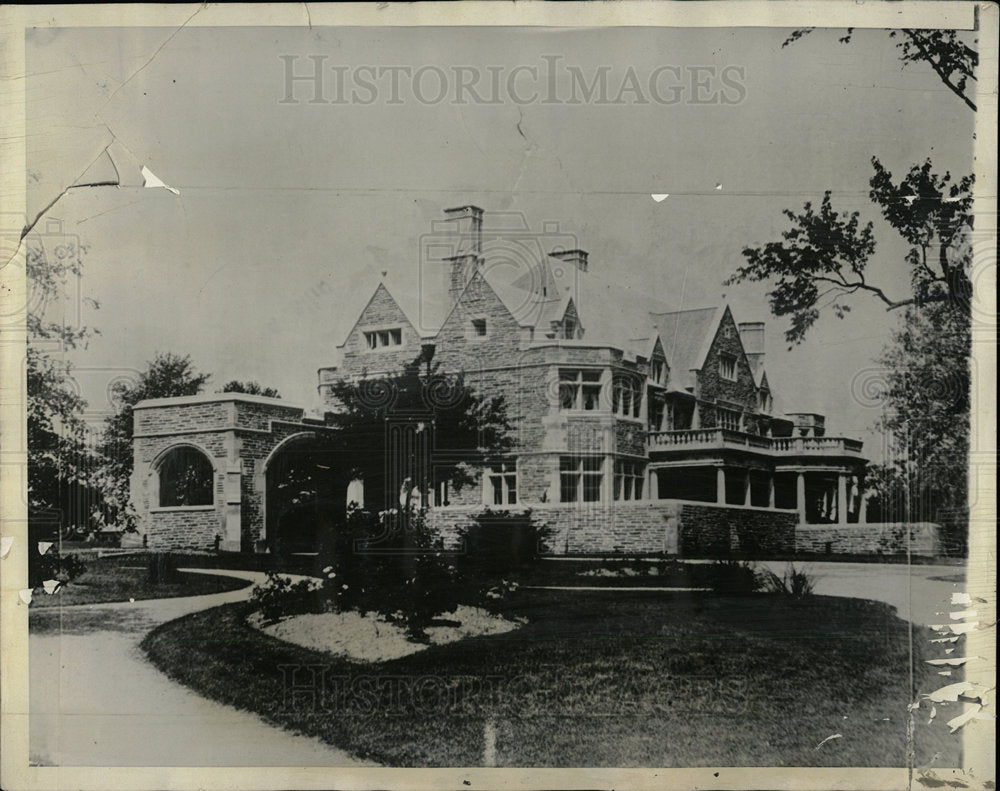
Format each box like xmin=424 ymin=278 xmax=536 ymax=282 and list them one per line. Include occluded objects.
xmin=647 ymin=467 xmax=659 ymax=500
xmin=796 ymin=472 xmax=806 ymax=524
xmin=742 ymin=470 xmax=751 ymax=506
xmin=837 ymin=472 xmax=849 ymax=525
xmin=859 ymin=491 xmax=868 ymax=525
xmin=768 ymin=475 xmax=776 ymax=508
xmin=716 ymin=466 xmax=726 ymax=504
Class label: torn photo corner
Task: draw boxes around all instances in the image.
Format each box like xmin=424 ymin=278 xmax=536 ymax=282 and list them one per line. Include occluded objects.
xmin=1 ymin=2 xmax=995 ymax=791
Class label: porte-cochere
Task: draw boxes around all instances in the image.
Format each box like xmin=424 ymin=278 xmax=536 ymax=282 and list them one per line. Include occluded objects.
xmin=131 ymin=393 xmax=348 ymax=553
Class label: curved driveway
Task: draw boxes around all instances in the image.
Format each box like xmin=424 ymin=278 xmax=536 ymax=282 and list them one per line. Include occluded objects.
xmin=29 ymin=568 xmax=375 ymax=767
xmin=755 ymin=559 xmax=965 ymax=627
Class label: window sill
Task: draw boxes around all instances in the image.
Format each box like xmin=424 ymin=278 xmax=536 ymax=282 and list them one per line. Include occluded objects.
xmin=151 ymin=505 xmax=216 ymax=512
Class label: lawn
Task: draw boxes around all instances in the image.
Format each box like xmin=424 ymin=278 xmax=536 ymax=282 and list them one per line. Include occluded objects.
xmin=29 ymin=552 xmax=250 ymax=608
xmin=141 ymin=589 xmax=959 ymax=768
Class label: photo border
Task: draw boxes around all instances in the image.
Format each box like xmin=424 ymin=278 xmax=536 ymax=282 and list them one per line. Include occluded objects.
xmin=1 ymin=3 xmax=994 ymax=789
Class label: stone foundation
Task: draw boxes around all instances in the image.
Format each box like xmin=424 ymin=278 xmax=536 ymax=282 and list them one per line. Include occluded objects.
xmin=680 ymin=502 xmax=798 ymax=556
xmin=429 ymin=499 xmax=798 ymax=556
xmin=794 ymin=522 xmax=942 ymax=557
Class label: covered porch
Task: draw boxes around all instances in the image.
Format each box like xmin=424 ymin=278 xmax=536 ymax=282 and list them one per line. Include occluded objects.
xmin=646 ymin=428 xmax=866 ymax=525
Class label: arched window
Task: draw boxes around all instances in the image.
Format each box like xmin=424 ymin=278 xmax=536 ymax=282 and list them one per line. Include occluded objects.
xmin=158 ymin=447 xmax=214 ymax=507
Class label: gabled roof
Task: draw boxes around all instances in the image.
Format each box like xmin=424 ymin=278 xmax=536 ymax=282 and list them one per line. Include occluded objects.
xmin=334 ymin=270 xmax=448 ymax=348
xmin=649 ymin=306 xmax=721 ymax=388
xmin=333 ymin=212 xmax=775 ymax=400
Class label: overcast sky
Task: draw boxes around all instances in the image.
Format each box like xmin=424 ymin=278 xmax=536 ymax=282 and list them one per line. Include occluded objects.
xmin=25 ymin=23 xmax=976 ymax=454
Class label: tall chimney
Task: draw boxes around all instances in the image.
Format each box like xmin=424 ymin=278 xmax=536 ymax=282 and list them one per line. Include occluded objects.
xmin=549 ymin=249 xmax=589 ymax=272
xmin=442 ymin=205 xmax=484 ymax=303
xmin=738 ymin=321 xmax=765 ymax=374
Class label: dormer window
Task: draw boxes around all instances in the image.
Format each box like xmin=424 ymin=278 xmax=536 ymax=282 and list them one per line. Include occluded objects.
xmin=719 ymin=354 xmax=736 ymax=381
xmin=612 ymin=375 xmax=642 ymax=419
xmin=471 ymin=318 xmax=487 ymax=337
xmin=364 ymin=328 xmax=403 ymax=350
xmin=562 ymin=317 xmax=577 ymax=339
xmin=651 ymin=359 xmax=666 ymax=385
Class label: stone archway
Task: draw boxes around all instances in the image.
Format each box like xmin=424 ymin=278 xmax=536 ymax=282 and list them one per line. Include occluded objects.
xmin=261 ymin=433 xmax=346 ymax=556
xmin=132 ymin=393 xmax=343 ymax=553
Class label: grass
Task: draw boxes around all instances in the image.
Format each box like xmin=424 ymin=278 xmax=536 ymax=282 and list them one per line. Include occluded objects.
xmin=29 ymin=552 xmax=250 ymax=608
xmin=141 ymin=589 xmax=959 ymax=768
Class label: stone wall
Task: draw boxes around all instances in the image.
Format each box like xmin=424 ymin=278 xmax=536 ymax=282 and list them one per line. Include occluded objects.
xmin=146 ymin=507 xmax=221 ymax=551
xmin=134 ymin=400 xmax=231 ymax=435
xmin=680 ymin=502 xmax=798 ymax=556
xmin=428 ymin=499 xmax=800 ymax=557
xmin=795 ymin=522 xmax=942 ymax=557
xmin=429 ymin=501 xmax=683 ymax=555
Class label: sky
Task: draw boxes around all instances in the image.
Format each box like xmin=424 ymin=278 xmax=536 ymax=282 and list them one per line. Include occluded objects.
xmin=24 ymin=23 xmax=977 ymax=455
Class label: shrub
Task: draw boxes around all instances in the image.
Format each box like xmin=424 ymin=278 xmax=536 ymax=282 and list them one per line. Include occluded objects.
xmin=455 ymin=509 xmax=550 ymax=577
xmin=28 ymin=543 xmax=86 ymax=591
xmin=705 ymin=559 xmax=762 ymax=594
xmin=249 ymin=571 xmax=325 ymax=625
xmin=317 ymin=506 xmax=464 ymax=639
xmin=759 ymin=563 xmax=816 ymax=597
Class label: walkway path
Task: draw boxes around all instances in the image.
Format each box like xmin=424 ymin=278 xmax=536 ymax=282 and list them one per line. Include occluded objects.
xmin=29 ymin=568 xmax=374 ymax=767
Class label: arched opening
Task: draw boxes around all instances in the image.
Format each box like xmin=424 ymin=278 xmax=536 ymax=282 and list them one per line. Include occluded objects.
xmin=264 ymin=435 xmax=345 ymax=555
xmin=157 ymin=446 xmax=214 ymax=507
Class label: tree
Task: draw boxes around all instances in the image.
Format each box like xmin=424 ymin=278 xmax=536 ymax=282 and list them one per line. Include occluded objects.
xmin=324 ymin=355 xmax=513 ymax=512
xmin=783 ymin=28 xmax=978 ymax=111
xmin=25 ymin=238 xmax=101 ymax=533
xmin=218 ymin=380 xmax=281 ymax=398
xmin=874 ymin=300 xmax=971 ymax=553
xmin=727 ymin=157 xmax=973 ymax=346
xmin=733 ymin=28 xmax=977 ymax=554
xmin=97 ymin=353 xmax=210 ymax=528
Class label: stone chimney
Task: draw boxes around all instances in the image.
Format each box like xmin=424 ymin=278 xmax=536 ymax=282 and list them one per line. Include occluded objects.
xmin=548 ymin=249 xmax=589 ymax=272
xmin=443 ymin=205 xmax=484 ymax=304
xmin=738 ymin=321 xmax=765 ymax=374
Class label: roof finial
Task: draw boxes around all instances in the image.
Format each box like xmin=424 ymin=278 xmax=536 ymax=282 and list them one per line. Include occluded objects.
xmin=380 ymin=269 xmax=388 ymax=279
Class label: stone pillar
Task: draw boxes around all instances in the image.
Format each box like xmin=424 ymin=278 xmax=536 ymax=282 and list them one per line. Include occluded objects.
xmin=796 ymin=472 xmax=806 ymax=524
xmin=547 ymin=461 xmax=561 ymax=504
xmin=742 ymin=470 xmax=751 ymax=506
xmin=717 ymin=467 xmax=727 ymax=504
xmin=603 ymin=454 xmax=614 ymax=504
xmin=648 ymin=467 xmax=659 ymax=500
xmin=768 ymin=475 xmax=776 ymax=508
xmin=837 ymin=473 xmax=848 ymax=525
xmin=222 ymin=462 xmax=243 ymax=552
xmin=859 ymin=491 xmax=868 ymax=525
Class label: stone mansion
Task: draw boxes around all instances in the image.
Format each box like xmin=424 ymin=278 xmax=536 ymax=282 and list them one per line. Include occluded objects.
xmin=129 ymin=205 xmax=932 ymax=557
